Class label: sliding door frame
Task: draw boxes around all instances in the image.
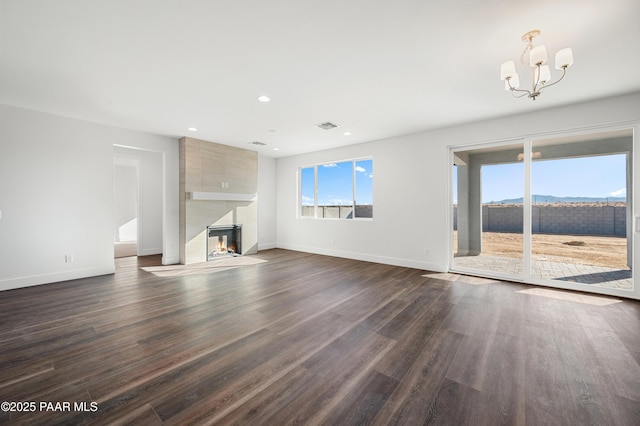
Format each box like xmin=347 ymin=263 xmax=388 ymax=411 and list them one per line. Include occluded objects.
xmin=448 ymin=123 xmax=639 ymax=300
xmin=449 ymin=137 xmax=526 ymax=283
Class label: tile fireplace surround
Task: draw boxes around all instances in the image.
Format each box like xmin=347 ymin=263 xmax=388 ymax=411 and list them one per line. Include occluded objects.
xmin=179 ymin=137 xmax=258 ymax=264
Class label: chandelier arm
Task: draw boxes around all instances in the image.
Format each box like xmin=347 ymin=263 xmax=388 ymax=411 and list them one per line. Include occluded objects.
xmin=509 ymin=87 xmax=532 ymax=95
xmin=511 ymin=90 xmax=530 ymax=99
xmin=506 ymin=79 xmax=532 ymax=97
xmin=505 ymin=77 xmax=532 ymax=97
xmin=539 ymin=66 xmax=567 ymax=91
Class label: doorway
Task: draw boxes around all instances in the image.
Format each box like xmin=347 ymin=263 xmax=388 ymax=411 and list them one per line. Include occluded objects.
xmin=113 ymin=156 xmax=139 ymax=258
xmin=113 ymin=145 xmax=164 ymax=259
xmin=451 ymin=128 xmax=635 ymax=298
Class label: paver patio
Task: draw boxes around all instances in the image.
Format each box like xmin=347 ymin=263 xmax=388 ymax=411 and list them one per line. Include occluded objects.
xmin=453 ymin=254 xmax=632 ymax=290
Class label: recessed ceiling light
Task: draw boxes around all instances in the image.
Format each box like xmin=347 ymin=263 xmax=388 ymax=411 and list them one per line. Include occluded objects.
xmin=273 ymin=147 xmax=280 ymax=151
xmin=188 ymin=127 xmax=198 ymax=132
xmin=258 ymin=95 xmax=271 ymax=102
xmin=343 ymin=131 xmax=352 ymax=136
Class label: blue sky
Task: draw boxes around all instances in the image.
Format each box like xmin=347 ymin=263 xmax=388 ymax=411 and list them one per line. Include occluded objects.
xmin=454 ymin=154 xmax=626 ymax=203
xmin=301 ymin=159 xmax=373 ymax=206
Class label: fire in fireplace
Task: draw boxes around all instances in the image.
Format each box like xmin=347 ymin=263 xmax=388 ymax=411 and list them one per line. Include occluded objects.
xmin=207 ymin=225 xmax=242 ymax=260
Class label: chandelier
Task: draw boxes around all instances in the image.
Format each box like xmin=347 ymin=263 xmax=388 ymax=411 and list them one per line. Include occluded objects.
xmin=500 ymin=30 xmax=573 ymax=100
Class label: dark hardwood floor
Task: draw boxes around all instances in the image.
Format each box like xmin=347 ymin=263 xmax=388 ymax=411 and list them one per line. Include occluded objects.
xmin=1 ymin=249 xmax=639 ymax=425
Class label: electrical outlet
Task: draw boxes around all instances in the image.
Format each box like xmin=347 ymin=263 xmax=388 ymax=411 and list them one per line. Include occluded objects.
xmin=65 ymin=254 xmax=74 ymax=263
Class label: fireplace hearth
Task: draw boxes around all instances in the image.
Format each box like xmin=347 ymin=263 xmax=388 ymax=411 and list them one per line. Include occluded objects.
xmin=207 ymin=225 xmax=242 ymax=260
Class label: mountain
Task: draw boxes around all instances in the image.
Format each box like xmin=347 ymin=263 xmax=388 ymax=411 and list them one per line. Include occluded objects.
xmin=488 ymin=195 xmax=627 ymax=204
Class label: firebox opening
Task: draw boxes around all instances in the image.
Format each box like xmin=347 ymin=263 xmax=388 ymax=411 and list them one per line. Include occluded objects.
xmin=207 ymin=225 xmax=242 ymax=260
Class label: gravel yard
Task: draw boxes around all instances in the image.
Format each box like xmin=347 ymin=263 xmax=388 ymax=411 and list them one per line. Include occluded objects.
xmin=455 ymin=232 xmax=629 ymax=269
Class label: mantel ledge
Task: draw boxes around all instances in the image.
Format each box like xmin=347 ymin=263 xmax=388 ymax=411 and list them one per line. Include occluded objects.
xmin=188 ymin=191 xmax=257 ymax=202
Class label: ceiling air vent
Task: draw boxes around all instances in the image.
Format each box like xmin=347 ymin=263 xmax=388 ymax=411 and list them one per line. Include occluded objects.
xmin=316 ymin=122 xmax=339 ymax=130
xmin=249 ymin=141 xmax=267 ymax=146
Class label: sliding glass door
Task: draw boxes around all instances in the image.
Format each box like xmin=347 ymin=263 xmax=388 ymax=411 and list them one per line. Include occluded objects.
xmin=529 ymin=132 xmax=633 ymax=292
xmin=452 ymin=142 xmax=525 ymax=281
xmin=450 ymin=128 xmax=635 ymax=298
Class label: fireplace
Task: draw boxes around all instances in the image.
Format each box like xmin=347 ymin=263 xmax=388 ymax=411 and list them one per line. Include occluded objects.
xmin=207 ymin=225 xmax=242 ymax=260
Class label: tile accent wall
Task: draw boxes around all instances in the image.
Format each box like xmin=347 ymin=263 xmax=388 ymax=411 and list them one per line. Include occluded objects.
xmin=179 ymin=137 xmax=258 ymax=264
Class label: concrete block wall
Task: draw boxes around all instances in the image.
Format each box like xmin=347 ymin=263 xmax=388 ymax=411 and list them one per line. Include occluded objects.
xmin=301 ymin=205 xmax=372 ymax=219
xmin=482 ymin=205 xmax=522 ymax=233
xmin=454 ymin=205 xmax=627 ymax=236
xmin=614 ymin=206 xmax=626 ymax=236
xmin=323 ymin=206 xmax=353 ymax=219
xmin=534 ymin=205 xmax=625 ymax=236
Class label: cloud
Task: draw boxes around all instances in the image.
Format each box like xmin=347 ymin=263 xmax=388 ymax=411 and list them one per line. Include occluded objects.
xmin=301 ymin=195 xmax=314 ymax=205
xmin=354 ymin=165 xmax=373 ymax=179
xmin=322 ymin=163 xmax=337 ymax=168
xmin=610 ymin=188 xmax=626 ymax=197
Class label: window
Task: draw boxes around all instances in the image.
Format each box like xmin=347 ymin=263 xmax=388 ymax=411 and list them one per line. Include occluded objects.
xmin=299 ymin=158 xmax=373 ymax=219
xmin=354 ymin=159 xmax=373 ymax=218
xmin=318 ymin=161 xmax=353 ymax=218
xmin=300 ymin=166 xmax=315 ymax=217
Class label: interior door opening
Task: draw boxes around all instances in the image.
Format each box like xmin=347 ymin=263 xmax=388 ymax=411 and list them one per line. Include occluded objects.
xmin=113 ymin=156 xmax=139 ymax=258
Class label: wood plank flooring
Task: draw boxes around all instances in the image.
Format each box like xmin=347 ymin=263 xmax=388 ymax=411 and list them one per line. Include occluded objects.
xmin=1 ymin=249 xmax=639 ymax=425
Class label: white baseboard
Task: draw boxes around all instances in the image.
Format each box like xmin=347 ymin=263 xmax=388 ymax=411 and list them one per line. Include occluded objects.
xmin=162 ymin=255 xmax=180 ymax=265
xmin=0 ymin=265 xmax=116 ymax=292
xmin=258 ymin=242 xmax=277 ymax=251
xmin=275 ymin=243 xmax=445 ymax=272
xmin=138 ymin=247 xmax=163 ymax=256
xmin=0 ymin=247 xmax=444 ymax=292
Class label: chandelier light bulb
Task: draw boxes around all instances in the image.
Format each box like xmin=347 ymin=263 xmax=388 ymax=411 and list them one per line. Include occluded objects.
xmin=529 ymin=45 xmax=548 ymax=66
xmin=500 ymin=60 xmax=516 ymax=80
xmin=555 ymin=48 xmax=574 ymax=69
xmin=535 ymin=65 xmax=551 ymax=84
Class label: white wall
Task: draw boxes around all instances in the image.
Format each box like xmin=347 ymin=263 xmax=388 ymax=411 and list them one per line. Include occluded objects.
xmin=113 ymin=161 xmax=138 ymax=242
xmin=0 ymin=104 xmax=179 ymax=291
xmin=137 ymin=149 xmax=164 ymax=255
xmin=276 ymin=92 xmax=640 ymax=276
xmin=258 ymin=154 xmax=277 ymax=250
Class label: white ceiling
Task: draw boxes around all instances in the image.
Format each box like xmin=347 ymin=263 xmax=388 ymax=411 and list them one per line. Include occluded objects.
xmin=1 ymin=0 xmax=639 ymax=158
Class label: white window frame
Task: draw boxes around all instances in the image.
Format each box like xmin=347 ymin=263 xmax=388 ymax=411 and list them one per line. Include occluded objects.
xmin=298 ymin=157 xmax=373 ymax=220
